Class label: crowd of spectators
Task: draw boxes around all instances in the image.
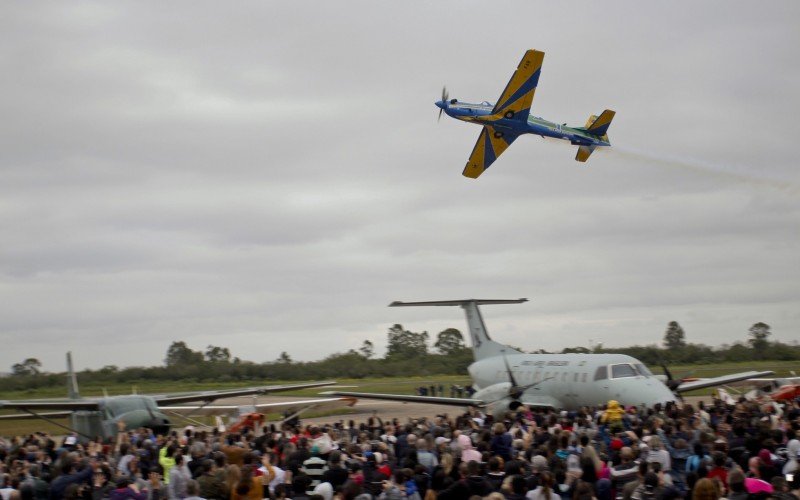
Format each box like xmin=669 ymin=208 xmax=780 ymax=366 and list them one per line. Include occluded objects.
xmin=1 ymin=396 xmax=799 ymax=500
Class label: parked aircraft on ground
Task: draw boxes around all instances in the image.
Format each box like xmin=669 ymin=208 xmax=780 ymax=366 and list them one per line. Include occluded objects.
xmin=327 ymin=299 xmax=774 ymax=417
xmin=717 ymin=373 xmax=800 ymax=404
xmin=0 ymin=353 xmax=351 ymax=440
xmin=437 ymin=50 xmax=616 ymax=178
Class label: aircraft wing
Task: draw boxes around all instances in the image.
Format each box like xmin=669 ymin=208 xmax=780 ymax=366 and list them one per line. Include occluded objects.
xmin=0 ymin=410 xmax=75 ymax=421
xmin=742 ymin=376 xmax=800 ymax=386
xmin=463 ymin=126 xmax=520 ymax=178
xmin=159 ymin=397 xmax=357 ymax=417
xmin=0 ymin=400 xmax=100 ymax=411
xmin=321 ymin=391 xmax=485 ymax=408
xmin=152 ymin=381 xmax=336 ymax=406
xmin=675 ymin=370 xmax=775 ymax=393
xmin=491 ymin=49 xmax=545 ymax=121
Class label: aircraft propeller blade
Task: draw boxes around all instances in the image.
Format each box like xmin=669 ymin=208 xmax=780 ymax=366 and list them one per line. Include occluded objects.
xmin=501 ymin=351 xmax=520 ymax=391
xmin=659 ymin=360 xmax=685 ymax=401
xmin=438 ymin=85 xmax=449 ymax=122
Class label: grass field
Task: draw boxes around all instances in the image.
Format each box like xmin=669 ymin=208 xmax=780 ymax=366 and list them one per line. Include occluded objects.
xmin=1 ymin=360 xmax=797 ymax=437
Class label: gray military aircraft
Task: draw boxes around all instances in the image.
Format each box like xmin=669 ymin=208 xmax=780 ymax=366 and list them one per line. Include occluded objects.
xmin=326 ymin=299 xmax=774 ymax=416
xmin=0 ymin=353 xmax=347 ymax=440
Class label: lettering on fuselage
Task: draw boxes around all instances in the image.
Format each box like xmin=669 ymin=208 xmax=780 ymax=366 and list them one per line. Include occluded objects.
xmin=521 ymin=360 xmax=569 ymax=366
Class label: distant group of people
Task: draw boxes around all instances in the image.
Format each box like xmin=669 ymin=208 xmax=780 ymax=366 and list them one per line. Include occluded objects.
xmin=1 ymin=394 xmax=800 ymax=500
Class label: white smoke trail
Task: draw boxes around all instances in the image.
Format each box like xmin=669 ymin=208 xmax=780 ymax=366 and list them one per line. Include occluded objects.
xmin=599 ymin=144 xmax=800 ymax=197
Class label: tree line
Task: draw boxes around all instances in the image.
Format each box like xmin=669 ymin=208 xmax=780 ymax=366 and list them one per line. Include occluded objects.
xmin=3 ymin=321 xmax=796 ymax=392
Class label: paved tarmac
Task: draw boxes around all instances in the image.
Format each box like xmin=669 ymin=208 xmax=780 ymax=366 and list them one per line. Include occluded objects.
xmin=213 ymin=393 xmax=712 ymax=428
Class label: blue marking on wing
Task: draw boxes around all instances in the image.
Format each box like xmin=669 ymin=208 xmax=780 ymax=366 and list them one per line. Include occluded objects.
xmin=495 ymin=68 xmax=541 ymax=113
xmin=483 ymin=131 xmax=497 ymax=168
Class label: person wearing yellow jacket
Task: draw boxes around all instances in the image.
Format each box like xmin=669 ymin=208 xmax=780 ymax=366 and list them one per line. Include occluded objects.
xmin=601 ymin=400 xmax=625 ymax=433
xmin=159 ymin=444 xmax=177 ymax=485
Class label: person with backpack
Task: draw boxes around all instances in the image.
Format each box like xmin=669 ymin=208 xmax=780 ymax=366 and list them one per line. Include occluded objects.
xmin=686 ymin=443 xmax=709 ymax=475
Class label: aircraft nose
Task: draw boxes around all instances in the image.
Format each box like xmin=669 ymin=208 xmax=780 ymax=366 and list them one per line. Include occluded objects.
xmin=435 ymin=100 xmax=445 ymax=109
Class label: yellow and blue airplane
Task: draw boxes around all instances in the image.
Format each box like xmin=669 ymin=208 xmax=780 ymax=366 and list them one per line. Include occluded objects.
xmin=436 ymin=49 xmax=616 ymax=178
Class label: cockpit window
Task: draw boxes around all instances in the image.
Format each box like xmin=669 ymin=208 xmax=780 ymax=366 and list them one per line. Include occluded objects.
xmin=634 ymin=364 xmax=653 ymax=377
xmin=594 ymin=366 xmax=608 ymax=381
xmin=611 ymin=364 xmax=637 ymax=379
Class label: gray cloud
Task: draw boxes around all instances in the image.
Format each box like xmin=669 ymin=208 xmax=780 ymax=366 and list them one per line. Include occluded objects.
xmin=1 ymin=2 xmax=798 ymax=371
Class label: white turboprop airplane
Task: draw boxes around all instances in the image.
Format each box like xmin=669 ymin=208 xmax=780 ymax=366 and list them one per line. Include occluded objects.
xmin=326 ymin=299 xmax=774 ymax=416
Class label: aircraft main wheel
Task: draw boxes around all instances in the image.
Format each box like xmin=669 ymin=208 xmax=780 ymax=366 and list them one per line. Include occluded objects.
xmin=504 ymin=111 xmax=514 ymax=119
xmin=493 ymin=131 xmax=504 ymax=138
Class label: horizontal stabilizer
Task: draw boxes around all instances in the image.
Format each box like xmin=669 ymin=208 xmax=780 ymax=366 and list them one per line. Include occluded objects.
xmin=575 ymin=145 xmax=595 ymax=162
xmin=390 ymin=298 xmax=528 ymax=307
xmin=586 ymin=109 xmax=615 ymax=137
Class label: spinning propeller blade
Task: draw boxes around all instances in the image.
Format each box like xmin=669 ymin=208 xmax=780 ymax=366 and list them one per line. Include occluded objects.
xmin=438 ymin=85 xmax=449 ymax=122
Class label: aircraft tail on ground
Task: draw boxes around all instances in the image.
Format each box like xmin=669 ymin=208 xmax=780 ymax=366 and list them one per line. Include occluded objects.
xmin=389 ymin=299 xmax=527 ymax=361
xmin=585 ymin=109 xmax=615 ymax=138
xmin=67 ymin=352 xmax=80 ymax=400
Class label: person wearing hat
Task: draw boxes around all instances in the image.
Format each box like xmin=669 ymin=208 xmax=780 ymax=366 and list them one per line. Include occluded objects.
xmin=602 ymin=401 xmax=626 ymax=434
xmin=458 ymin=434 xmax=481 ymax=464
xmin=301 ymin=446 xmax=328 ymax=493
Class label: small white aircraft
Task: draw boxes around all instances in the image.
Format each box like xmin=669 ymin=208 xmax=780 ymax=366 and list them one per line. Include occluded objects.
xmin=326 ymin=299 xmax=774 ymax=416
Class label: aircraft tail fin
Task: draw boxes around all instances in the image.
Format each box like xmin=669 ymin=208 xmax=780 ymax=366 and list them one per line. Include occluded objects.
xmin=575 ymin=145 xmax=596 ymax=162
xmin=67 ymin=352 xmax=80 ymax=400
xmin=585 ymin=109 xmax=615 ymax=138
xmin=389 ymin=299 xmax=527 ymax=361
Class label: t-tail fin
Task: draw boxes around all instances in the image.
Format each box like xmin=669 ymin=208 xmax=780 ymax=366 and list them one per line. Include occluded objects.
xmin=585 ymin=109 xmax=615 ymax=137
xmin=389 ymin=299 xmax=527 ymax=360
xmin=66 ymin=352 xmax=80 ymax=400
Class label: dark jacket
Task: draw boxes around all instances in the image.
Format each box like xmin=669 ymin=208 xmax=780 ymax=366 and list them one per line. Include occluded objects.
xmin=49 ymin=465 xmax=94 ymax=500
xmin=108 ymin=486 xmax=148 ymax=500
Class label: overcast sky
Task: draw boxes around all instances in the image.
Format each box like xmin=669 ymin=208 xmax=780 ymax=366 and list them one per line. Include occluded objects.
xmin=1 ymin=2 xmax=799 ymax=372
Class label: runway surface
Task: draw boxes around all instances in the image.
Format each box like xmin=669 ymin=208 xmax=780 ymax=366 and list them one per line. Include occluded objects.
xmin=212 ymin=394 xmax=712 ymax=428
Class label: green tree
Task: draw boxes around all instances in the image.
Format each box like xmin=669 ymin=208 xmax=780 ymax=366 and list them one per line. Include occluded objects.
xmin=277 ymin=351 xmax=293 ymax=364
xmin=748 ymin=322 xmax=771 ymax=359
xmin=663 ymin=321 xmax=686 ymax=349
xmin=11 ymin=358 xmax=42 ymax=376
xmin=386 ymin=324 xmax=429 ymax=360
xmin=561 ymin=346 xmax=591 ymax=354
xmin=205 ymin=345 xmax=231 ymax=363
xmin=434 ymin=328 xmax=467 ymax=355
xmin=359 ymin=340 xmax=375 ymax=359
xmin=165 ymin=341 xmax=204 ymax=366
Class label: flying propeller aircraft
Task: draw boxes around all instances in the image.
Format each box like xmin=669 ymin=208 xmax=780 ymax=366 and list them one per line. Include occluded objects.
xmin=326 ymin=299 xmax=774 ymax=418
xmin=0 ymin=353 xmax=352 ymax=440
xmin=436 ymin=49 xmax=616 ymax=178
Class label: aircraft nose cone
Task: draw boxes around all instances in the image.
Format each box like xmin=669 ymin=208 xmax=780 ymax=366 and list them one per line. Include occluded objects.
xmin=435 ymin=100 xmax=445 ymax=109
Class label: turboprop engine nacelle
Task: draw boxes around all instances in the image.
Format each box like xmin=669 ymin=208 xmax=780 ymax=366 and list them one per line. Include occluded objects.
xmin=473 ymin=382 xmax=524 ymax=419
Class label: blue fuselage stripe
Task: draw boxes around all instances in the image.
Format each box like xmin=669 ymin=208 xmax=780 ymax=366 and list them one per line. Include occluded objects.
xmin=445 ymin=103 xmax=609 ymax=147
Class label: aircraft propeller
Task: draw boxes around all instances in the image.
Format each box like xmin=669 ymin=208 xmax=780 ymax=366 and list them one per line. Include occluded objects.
xmin=659 ymin=360 xmax=696 ymax=402
xmin=438 ymin=86 xmax=449 ymax=122
xmin=482 ymin=351 xmax=554 ymax=407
